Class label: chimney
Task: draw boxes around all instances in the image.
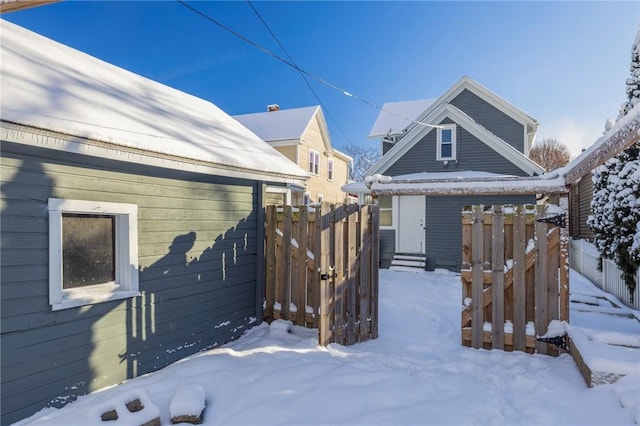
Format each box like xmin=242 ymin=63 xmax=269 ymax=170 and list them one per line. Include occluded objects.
xmin=267 ymin=104 xmax=280 ymax=112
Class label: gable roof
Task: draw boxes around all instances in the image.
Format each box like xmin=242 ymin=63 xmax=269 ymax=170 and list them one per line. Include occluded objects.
xmin=234 ymin=106 xmax=352 ymax=162
xmin=365 ymin=103 xmax=545 ymax=177
xmin=368 ymin=99 xmax=436 ymax=139
xmin=0 ymin=20 xmax=308 ymax=184
xmin=234 ymin=106 xmax=320 ymax=143
xmin=406 ymin=76 xmax=539 ymax=137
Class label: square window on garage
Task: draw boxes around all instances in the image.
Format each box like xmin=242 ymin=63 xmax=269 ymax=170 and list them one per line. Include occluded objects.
xmin=49 ymin=198 xmax=139 ymax=310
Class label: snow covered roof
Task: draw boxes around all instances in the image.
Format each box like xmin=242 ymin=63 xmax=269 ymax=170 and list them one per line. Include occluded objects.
xmin=0 ymin=20 xmax=308 ymax=183
xmin=342 ymin=170 xmax=567 ymax=196
xmin=233 ymin=106 xmax=320 ymax=143
xmin=367 ymin=99 xmax=435 ymax=139
xmin=233 ymin=105 xmax=352 ymax=162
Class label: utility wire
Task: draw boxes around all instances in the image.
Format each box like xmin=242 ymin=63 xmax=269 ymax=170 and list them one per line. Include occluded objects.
xmin=246 ymin=0 xmax=354 ymax=146
xmin=176 ymin=0 xmax=442 ymax=130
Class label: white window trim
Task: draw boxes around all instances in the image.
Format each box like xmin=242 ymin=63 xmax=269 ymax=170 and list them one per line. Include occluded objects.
xmin=379 ymin=195 xmax=397 ymax=230
xmin=266 ymin=185 xmax=292 ymax=205
xmin=436 ymin=124 xmax=457 ymax=161
xmin=327 ymin=158 xmax=334 ymax=181
xmin=309 ymin=149 xmax=320 ymax=175
xmin=48 ymin=198 xmax=139 ymax=311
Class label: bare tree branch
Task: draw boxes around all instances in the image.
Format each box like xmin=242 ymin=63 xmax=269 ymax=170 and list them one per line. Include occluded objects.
xmin=528 ymin=138 xmax=571 ymax=172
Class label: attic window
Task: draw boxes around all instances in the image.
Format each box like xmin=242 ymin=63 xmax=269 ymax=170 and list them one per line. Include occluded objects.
xmin=437 ymin=125 xmax=457 ymax=161
xmin=328 ymin=159 xmax=334 ymax=181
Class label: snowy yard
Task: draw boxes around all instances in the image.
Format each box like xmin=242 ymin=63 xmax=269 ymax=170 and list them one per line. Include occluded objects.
xmin=15 ymin=269 xmax=640 ymax=426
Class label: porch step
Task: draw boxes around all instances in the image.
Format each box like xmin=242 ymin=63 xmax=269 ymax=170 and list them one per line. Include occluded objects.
xmin=390 ymin=253 xmax=426 ymax=271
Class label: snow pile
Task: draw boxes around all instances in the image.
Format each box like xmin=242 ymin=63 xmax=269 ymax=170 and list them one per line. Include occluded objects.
xmin=13 ymin=269 xmax=639 ymax=426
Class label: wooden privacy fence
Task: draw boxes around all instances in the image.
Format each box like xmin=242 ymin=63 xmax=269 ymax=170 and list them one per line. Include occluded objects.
xmin=461 ymin=204 xmax=569 ymax=355
xmin=264 ymin=203 xmax=379 ymax=346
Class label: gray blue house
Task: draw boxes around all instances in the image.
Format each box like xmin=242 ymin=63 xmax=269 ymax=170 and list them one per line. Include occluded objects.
xmin=0 ymin=20 xmax=307 ymax=424
xmin=344 ymin=77 xmax=545 ymax=271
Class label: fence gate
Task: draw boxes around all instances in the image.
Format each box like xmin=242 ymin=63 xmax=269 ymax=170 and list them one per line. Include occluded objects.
xmin=264 ymin=203 xmax=379 ymax=346
xmin=461 ymin=204 xmax=569 ymax=355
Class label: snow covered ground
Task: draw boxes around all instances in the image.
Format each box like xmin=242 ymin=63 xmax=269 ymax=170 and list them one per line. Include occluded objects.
xmin=14 ymin=269 xmax=640 ymax=426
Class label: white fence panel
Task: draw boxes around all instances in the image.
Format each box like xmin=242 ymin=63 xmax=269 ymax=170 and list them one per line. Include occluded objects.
xmin=602 ymin=258 xmax=640 ymax=311
xmin=570 ymin=238 xmax=640 ymax=310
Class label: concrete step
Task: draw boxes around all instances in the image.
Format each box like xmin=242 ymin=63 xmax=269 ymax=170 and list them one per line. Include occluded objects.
xmin=393 ymin=254 xmax=427 ymax=262
xmin=391 ymin=259 xmax=426 ymax=267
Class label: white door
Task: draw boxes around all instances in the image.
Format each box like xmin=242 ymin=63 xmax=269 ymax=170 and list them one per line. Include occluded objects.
xmin=397 ymin=196 xmax=426 ymax=254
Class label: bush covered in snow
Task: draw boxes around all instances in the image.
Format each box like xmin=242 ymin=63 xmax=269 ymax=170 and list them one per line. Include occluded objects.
xmin=588 ymin=143 xmax=640 ymax=302
xmin=618 ymin=28 xmax=640 ymax=119
xmin=589 ymin=27 xmax=640 ymax=303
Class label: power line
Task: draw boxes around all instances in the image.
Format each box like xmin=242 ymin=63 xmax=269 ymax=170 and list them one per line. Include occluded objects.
xmin=246 ymin=0 xmax=354 ymax=146
xmin=176 ymin=0 xmax=442 ymax=131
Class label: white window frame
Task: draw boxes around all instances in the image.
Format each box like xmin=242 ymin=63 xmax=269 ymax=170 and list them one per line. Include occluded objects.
xmin=327 ymin=159 xmax=334 ymax=181
xmin=378 ymin=195 xmax=396 ymax=230
xmin=48 ymin=198 xmax=139 ymax=311
xmin=436 ymin=124 xmax=457 ymax=161
xmin=309 ymin=149 xmax=320 ymax=175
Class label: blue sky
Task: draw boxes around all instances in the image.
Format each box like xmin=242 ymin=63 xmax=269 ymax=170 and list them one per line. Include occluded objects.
xmin=3 ymin=1 xmax=639 ymax=157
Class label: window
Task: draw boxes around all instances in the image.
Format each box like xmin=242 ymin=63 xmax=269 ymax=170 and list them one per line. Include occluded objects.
xmin=378 ymin=196 xmax=393 ymax=227
xmin=309 ymin=150 xmax=320 ymax=175
xmin=328 ymin=159 xmax=334 ymax=181
xmin=49 ymin=198 xmax=139 ymax=311
xmin=303 ymin=192 xmax=311 ymax=205
xmin=437 ymin=125 xmax=457 ymax=161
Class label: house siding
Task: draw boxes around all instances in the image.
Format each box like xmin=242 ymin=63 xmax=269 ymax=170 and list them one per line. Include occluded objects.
xmin=383 ymin=119 xmax=530 ymax=177
xmin=450 ymin=89 xmax=525 ymax=152
xmin=301 ymin=118 xmax=350 ymax=204
xmin=424 ymin=194 xmax=536 ymax=271
xmin=379 ymin=230 xmax=396 ymax=269
xmin=569 ymin=174 xmax=595 ymax=241
xmin=1 ymin=142 xmax=264 ymax=424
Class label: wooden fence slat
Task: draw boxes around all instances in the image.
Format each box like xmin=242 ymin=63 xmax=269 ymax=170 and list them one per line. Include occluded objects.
xmin=491 ymin=206 xmax=505 ymax=349
xmin=535 ymin=205 xmax=548 ymax=355
xmin=547 ymin=227 xmax=560 ymax=325
xmin=295 ymin=206 xmax=308 ymax=326
xmin=333 ymin=205 xmax=346 ymax=344
xmin=346 ymin=204 xmax=358 ymax=345
xmin=461 ymin=208 xmax=472 ymax=345
xmin=281 ymin=205 xmax=293 ymax=320
xmin=559 ymin=195 xmax=570 ymax=322
xmin=370 ymin=203 xmax=380 ymax=339
xmin=318 ymin=203 xmax=333 ymax=346
xmin=471 ymin=205 xmax=485 ymax=349
xmin=265 ymin=205 xmax=277 ymax=322
xmin=309 ymin=207 xmax=320 ymax=329
xmin=512 ymin=205 xmax=527 ymax=352
xmin=359 ymin=204 xmax=371 ymax=342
